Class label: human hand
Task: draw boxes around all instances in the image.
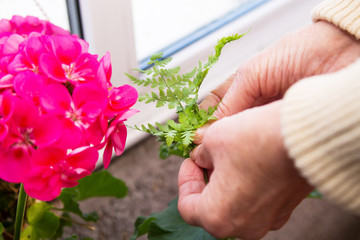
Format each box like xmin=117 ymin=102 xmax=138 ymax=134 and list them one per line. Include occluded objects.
xmin=200 ymin=21 xmax=360 ymax=118
xmin=178 ymin=101 xmax=313 ymax=239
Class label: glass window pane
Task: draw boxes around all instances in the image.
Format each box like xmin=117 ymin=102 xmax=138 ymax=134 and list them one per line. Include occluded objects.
xmin=131 ymin=0 xmax=265 ymax=61
xmin=0 ymin=0 xmax=70 ymax=31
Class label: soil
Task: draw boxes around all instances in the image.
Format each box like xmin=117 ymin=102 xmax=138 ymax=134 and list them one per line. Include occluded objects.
xmin=64 ymin=136 xmax=360 ymax=240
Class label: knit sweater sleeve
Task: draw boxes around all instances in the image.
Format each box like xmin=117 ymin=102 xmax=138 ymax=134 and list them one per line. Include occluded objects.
xmin=281 ymin=0 xmax=360 ymax=216
xmin=281 ymin=59 xmax=360 ymax=215
xmin=312 ymin=0 xmax=360 ymax=39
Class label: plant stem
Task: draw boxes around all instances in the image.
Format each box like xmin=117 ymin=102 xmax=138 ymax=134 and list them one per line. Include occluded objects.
xmin=59 ymin=216 xmax=96 ymax=231
xmin=14 ymin=184 xmax=27 ymax=240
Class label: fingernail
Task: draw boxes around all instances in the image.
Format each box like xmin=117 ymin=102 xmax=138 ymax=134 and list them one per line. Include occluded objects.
xmin=190 ymin=145 xmax=200 ymax=161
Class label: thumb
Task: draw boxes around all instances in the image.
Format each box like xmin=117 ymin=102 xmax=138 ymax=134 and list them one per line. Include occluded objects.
xmin=178 ymin=158 xmax=206 ymax=226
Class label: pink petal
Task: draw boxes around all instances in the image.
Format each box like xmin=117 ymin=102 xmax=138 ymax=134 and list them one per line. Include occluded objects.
xmin=86 ymin=115 xmax=107 ymax=146
xmin=79 ymin=101 xmax=103 ymax=123
xmin=40 ymin=83 xmax=71 ymax=115
xmin=50 ymin=36 xmax=81 ymax=65
xmin=0 ymin=74 xmax=13 ymax=89
xmin=0 ymin=19 xmax=12 ymax=33
xmin=7 ymin=54 xmax=30 ymax=74
xmin=31 ymin=146 xmax=66 ymax=166
xmin=77 ymin=39 xmax=89 ymax=53
xmin=23 ymin=167 xmax=62 ymax=201
xmin=24 ymin=36 xmax=45 ymax=66
xmin=61 ymin=178 xmax=79 ymax=188
xmin=67 ymin=146 xmax=98 ymax=172
xmin=1 ymin=92 xmax=14 ymax=121
xmin=12 ymin=97 xmax=39 ymax=129
xmin=115 ymin=109 xmax=139 ymax=122
xmin=0 ymin=121 xmax=8 ymax=140
xmin=112 ymin=123 xmax=127 ymax=156
xmin=13 ymin=71 xmax=45 ymax=104
xmin=96 ymin=61 xmax=109 ymax=90
xmin=99 ymin=52 xmax=112 ymax=81
xmin=106 ymin=84 xmax=138 ymax=115
xmin=3 ymin=34 xmax=24 ymax=54
xmin=72 ymin=53 xmax=99 ymax=83
xmin=0 ymin=146 xmax=32 ymax=183
xmin=39 ymin=53 xmax=66 ymax=82
xmin=43 ymin=22 xmax=71 ymax=36
xmin=56 ymin=118 xmax=83 ymax=149
xmin=103 ymin=142 xmax=113 ymax=169
xmin=33 ymin=114 xmax=62 ymax=147
xmin=73 ymin=84 xmax=107 ymax=109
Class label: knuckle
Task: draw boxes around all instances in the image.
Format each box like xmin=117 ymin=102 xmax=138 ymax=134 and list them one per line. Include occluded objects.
xmin=215 ymin=101 xmax=233 ymax=118
xmin=201 ymin=207 xmax=235 ymax=239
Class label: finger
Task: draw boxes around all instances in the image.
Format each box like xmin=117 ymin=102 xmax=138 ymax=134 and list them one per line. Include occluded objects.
xmin=192 ymin=123 xmax=210 ymax=145
xmin=190 ymin=144 xmax=214 ymax=169
xmin=178 ymin=158 xmax=206 ymax=225
xmin=271 ymin=211 xmax=292 ymax=230
xmin=199 ymin=74 xmax=235 ymax=110
xmin=214 ymin=70 xmax=257 ymax=119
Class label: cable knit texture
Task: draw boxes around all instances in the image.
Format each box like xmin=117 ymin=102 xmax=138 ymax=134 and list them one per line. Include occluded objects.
xmin=282 ymin=60 xmax=360 ymax=215
xmin=312 ymin=0 xmax=360 ymax=39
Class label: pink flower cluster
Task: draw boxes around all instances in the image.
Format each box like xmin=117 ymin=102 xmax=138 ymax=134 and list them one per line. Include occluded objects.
xmin=0 ymin=16 xmax=138 ymax=201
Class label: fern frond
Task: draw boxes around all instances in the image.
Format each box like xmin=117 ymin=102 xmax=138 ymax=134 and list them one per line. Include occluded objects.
xmin=128 ymin=33 xmax=247 ymax=158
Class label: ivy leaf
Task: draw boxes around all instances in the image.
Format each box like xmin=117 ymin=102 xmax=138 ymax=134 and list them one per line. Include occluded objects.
xmin=131 ymin=198 xmax=216 ymax=240
xmin=21 ymin=202 xmax=60 ymax=240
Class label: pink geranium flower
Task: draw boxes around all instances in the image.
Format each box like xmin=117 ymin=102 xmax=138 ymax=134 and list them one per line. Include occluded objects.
xmin=103 ymin=109 xmax=138 ymax=169
xmin=40 ymin=83 xmax=107 ymax=149
xmin=13 ymin=70 xmax=46 ymax=105
xmin=0 ymin=15 xmax=138 ymax=201
xmin=40 ymin=36 xmax=99 ymax=85
xmin=0 ymin=97 xmax=61 ymax=183
xmin=0 ymin=92 xmax=14 ymax=140
xmin=23 ymin=146 xmax=98 ymax=201
xmin=105 ymin=85 xmax=139 ymax=117
xmin=0 ymin=15 xmax=70 ymax=37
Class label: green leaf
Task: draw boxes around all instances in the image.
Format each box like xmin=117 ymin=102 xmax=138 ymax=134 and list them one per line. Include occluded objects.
xmin=27 ymin=202 xmax=50 ymax=224
xmin=131 ymin=198 xmax=216 ymax=240
xmin=129 ymin=34 xmax=246 ymax=159
xmin=308 ymin=189 xmax=323 ymax=198
xmin=165 ymin=130 xmax=176 ymax=146
xmin=150 ymin=52 xmax=164 ymax=61
xmin=20 ymin=226 xmax=38 ymax=240
xmin=75 ymin=170 xmax=128 ymax=200
xmin=24 ymin=202 xmax=60 ymax=239
xmin=0 ymin=222 xmax=4 ymax=240
xmin=33 ymin=211 xmax=59 ymax=238
xmin=59 ymin=189 xmax=99 ymax=222
xmin=130 ymin=216 xmax=157 ymax=240
xmin=64 ymin=234 xmax=78 ymax=240
xmin=53 ymin=212 xmax=73 ymax=239
xmin=59 ymin=170 xmax=127 ymax=222
xmin=181 ymin=131 xmax=195 ymax=147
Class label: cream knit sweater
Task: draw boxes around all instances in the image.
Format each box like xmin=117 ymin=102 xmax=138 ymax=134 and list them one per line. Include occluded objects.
xmin=282 ymin=0 xmax=360 ymax=216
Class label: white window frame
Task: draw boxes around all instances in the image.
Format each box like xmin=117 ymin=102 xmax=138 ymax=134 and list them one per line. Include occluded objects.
xmin=79 ymin=0 xmax=323 ymax=151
